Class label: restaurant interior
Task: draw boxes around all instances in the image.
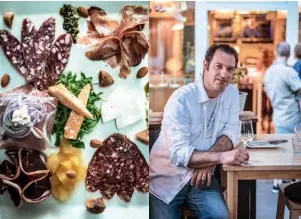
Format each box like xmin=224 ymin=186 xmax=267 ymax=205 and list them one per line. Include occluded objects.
xmin=149 ymin=1 xmax=301 ymax=134
xmin=149 ymin=2 xmax=301 ymax=219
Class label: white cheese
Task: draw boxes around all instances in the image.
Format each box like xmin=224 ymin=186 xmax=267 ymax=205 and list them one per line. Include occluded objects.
xmin=12 ymin=105 xmax=31 ymax=126
xmin=101 ymin=88 xmax=124 ymax=123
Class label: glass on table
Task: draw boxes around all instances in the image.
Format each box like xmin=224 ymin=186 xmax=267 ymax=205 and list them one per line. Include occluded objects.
xmin=292 ymin=136 xmax=301 ymax=155
xmin=239 ymin=120 xmax=254 ymax=149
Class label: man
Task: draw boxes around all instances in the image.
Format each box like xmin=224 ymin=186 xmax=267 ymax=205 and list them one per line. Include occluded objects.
xmin=293 ymin=43 xmax=301 ymax=80
xmin=264 ymin=42 xmax=301 ymax=193
xmin=150 ymin=44 xmax=249 ymax=219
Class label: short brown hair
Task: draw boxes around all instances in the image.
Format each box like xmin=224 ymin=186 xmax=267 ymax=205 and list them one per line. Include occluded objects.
xmin=295 ymin=43 xmax=301 ymax=59
xmin=204 ymin=43 xmax=239 ymax=70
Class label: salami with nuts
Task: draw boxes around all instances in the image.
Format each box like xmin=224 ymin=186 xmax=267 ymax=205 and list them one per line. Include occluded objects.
xmin=38 ymin=33 xmax=72 ymax=89
xmin=85 ymin=133 xmax=149 ymax=203
xmin=26 ymin=17 xmax=56 ymax=82
xmin=0 ymin=30 xmax=27 ymax=75
xmin=21 ymin=18 xmax=36 ymax=79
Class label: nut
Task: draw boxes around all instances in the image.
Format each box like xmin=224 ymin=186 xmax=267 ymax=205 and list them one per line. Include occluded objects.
xmin=77 ymin=6 xmax=89 ymax=18
xmin=1 ymin=74 xmax=10 ymax=87
xmin=86 ymin=198 xmax=106 ymax=214
xmin=3 ymin=12 xmax=14 ymax=29
xmin=66 ymin=170 xmax=77 ymax=179
xmin=98 ymin=70 xmax=114 ymax=87
xmin=59 ymin=7 xmax=65 ymax=16
xmin=136 ymin=67 xmax=148 ymax=79
xmin=90 ymin=139 xmax=102 ymax=148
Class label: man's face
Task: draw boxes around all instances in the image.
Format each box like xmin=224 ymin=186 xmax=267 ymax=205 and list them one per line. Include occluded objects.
xmin=203 ymin=49 xmax=236 ymax=95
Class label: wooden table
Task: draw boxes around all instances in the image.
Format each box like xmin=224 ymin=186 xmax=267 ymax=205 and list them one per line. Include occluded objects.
xmin=224 ymin=134 xmax=301 ymax=219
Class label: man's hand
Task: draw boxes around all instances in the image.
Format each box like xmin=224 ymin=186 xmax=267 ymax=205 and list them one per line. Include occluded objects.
xmin=219 ymin=144 xmax=249 ymax=165
xmin=191 ymin=166 xmax=215 ymax=187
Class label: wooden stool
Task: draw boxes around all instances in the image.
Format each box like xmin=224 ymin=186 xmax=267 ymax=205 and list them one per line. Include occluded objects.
xmin=276 ymin=183 xmax=301 ymax=219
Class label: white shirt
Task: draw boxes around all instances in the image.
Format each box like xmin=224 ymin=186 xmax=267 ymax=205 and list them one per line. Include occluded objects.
xmin=149 ymin=77 xmax=240 ymax=204
xmin=264 ymin=60 xmax=301 ymax=126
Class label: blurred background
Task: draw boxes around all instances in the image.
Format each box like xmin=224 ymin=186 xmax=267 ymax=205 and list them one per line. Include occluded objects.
xmin=149 ymin=1 xmax=301 ymax=134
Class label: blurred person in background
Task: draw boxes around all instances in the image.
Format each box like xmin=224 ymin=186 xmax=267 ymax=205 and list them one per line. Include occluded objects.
xmin=263 ymin=42 xmax=301 ymax=193
xmin=293 ymin=43 xmax=301 ymax=80
xmin=149 ymin=44 xmax=249 ymax=219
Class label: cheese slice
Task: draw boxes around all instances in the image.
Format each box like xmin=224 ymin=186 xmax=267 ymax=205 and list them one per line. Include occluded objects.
xmin=48 ymin=84 xmax=93 ymax=119
xmin=64 ymin=84 xmax=91 ymax=140
xmin=101 ymin=88 xmax=123 ymax=123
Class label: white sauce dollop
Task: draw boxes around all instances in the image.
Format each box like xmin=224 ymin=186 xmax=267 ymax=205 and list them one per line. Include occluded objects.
xmin=12 ymin=105 xmax=31 ymax=126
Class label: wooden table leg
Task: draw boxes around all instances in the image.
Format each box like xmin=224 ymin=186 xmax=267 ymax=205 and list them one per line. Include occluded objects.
xmin=227 ymin=171 xmax=238 ymax=219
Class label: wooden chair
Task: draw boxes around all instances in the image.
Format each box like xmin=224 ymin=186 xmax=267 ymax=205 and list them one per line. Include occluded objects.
xmin=276 ymin=183 xmax=301 ymax=219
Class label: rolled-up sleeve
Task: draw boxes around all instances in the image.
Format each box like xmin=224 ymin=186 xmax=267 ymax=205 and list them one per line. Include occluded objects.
xmin=166 ymin=95 xmax=195 ymax=168
xmin=217 ymin=91 xmax=240 ymax=146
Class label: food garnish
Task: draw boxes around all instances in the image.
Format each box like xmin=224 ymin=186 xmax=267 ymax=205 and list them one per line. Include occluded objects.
xmin=60 ymin=4 xmax=80 ymax=43
xmin=47 ymin=138 xmax=86 ymax=202
xmin=1 ymin=74 xmax=10 ymax=87
xmin=3 ymin=12 xmax=14 ymax=29
xmin=52 ymin=72 xmax=101 ymax=148
xmin=86 ymin=198 xmax=106 ymax=214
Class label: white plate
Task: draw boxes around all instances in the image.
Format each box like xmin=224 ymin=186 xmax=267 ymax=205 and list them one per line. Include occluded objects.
xmin=246 ymin=143 xmax=279 ymax=149
xmin=0 ymin=2 xmax=149 ymax=219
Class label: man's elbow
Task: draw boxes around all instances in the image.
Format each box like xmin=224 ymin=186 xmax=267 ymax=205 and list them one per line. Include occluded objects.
xmin=169 ymin=147 xmax=188 ymax=168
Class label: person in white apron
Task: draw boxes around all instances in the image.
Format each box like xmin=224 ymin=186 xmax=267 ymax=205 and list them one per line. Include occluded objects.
xmin=150 ymin=44 xmax=249 ymax=219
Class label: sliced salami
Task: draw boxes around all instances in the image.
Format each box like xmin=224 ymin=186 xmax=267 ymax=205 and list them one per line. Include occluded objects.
xmin=38 ymin=33 xmax=72 ymax=89
xmin=21 ymin=18 xmax=36 ymax=79
xmin=27 ymin=17 xmax=55 ymax=82
xmin=0 ymin=30 xmax=27 ymax=75
xmin=85 ymin=133 xmax=149 ymax=202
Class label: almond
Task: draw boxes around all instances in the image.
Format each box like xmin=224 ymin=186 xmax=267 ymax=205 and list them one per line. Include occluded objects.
xmin=77 ymin=6 xmax=89 ymax=18
xmin=90 ymin=139 xmax=102 ymax=148
xmin=1 ymin=74 xmax=10 ymax=88
xmin=86 ymin=198 xmax=106 ymax=214
xmin=3 ymin=12 xmax=14 ymax=29
xmin=99 ymin=70 xmax=114 ymax=87
xmin=136 ymin=67 xmax=148 ymax=79
xmin=66 ymin=170 xmax=77 ymax=179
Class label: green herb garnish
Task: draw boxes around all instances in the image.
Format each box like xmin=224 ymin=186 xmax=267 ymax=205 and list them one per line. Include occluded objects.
xmin=60 ymin=4 xmax=80 ymax=43
xmin=52 ymin=72 xmax=102 ymax=148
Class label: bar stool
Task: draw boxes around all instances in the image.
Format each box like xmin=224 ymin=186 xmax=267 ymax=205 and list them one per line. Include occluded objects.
xmin=276 ymin=183 xmax=301 ymax=219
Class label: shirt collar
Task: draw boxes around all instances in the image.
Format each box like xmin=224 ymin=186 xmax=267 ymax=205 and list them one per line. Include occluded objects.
xmin=273 ymin=59 xmax=287 ymax=65
xmin=196 ymin=74 xmax=210 ymax=103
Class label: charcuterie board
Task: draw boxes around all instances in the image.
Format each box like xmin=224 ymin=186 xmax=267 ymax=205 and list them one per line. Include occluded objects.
xmin=0 ymin=2 xmax=149 ymax=219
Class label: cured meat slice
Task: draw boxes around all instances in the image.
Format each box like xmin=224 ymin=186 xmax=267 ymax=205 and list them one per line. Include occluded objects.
xmin=38 ymin=33 xmax=72 ymax=89
xmin=89 ymin=9 xmax=119 ymax=38
xmin=0 ymin=148 xmax=51 ymax=207
xmin=117 ymin=6 xmax=148 ymax=35
xmin=85 ymin=37 xmax=121 ymax=61
xmin=21 ymin=18 xmax=36 ymax=78
xmin=27 ymin=17 xmax=56 ymax=82
xmin=0 ymin=30 xmax=27 ymax=75
xmin=85 ymin=133 xmax=148 ymax=202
